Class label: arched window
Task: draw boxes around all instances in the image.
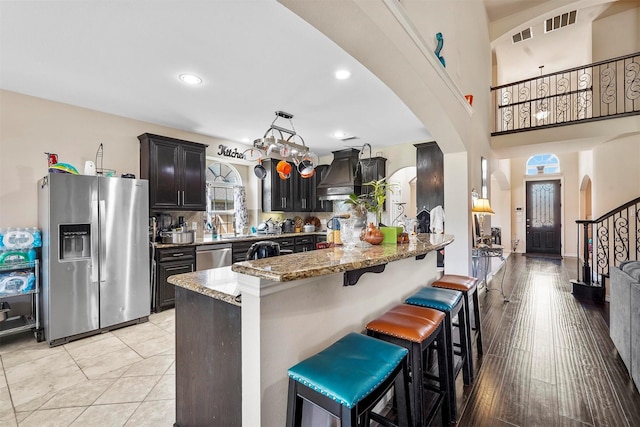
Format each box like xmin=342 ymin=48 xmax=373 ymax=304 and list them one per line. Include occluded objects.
xmin=206 ymin=161 xmax=243 ymax=234
xmin=526 ymin=153 xmax=560 ymax=175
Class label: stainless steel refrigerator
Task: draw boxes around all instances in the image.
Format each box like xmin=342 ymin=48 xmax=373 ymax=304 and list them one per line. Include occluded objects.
xmin=38 ymin=173 xmax=150 ymax=346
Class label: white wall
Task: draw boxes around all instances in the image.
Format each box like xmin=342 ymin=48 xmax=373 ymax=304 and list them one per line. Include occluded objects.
xmin=592 ymin=2 xmax=640 ymax=61
xmin=281 ymin=0 xmax=493 ymax=275
xmin=509 ymin=152 xmax=580 ymax=256
xmin=0 ymin=90 xmax=255 ymax=228
xmin=490 ymin=158 xmax=512 ymax=251
xmin=592 ymin=134 xmax=640 ymax=217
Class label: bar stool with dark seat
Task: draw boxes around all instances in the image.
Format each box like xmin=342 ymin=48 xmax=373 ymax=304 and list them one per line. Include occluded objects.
xmin=405 ymin=287 xmax=471 ymax=422
xmin=432 ymin=274 xmax=482 ymax=358
xmin=286 ymin=332 xmax=412 ymax=427
xmin=366 ymin=304 xmax=451 ymax=427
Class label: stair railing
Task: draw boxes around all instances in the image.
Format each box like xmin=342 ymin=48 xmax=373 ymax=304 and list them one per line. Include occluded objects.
xmin=574 ymin=197 xmax=640 ymax=288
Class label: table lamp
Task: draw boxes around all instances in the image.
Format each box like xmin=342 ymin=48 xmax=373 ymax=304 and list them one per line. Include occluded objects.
xmin=472 ymin=198 xmax=494 ymax=246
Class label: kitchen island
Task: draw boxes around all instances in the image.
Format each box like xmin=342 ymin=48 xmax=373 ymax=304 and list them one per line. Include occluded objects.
xmin=168 ymin=233 xmax=454 ymax=426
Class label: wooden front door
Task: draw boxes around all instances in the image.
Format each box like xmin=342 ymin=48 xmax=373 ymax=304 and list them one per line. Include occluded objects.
xmin=526 ymin=179 xmax=562 ymax=255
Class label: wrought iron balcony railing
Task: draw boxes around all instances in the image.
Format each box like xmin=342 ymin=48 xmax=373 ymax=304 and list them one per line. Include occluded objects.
xmin=491 ymin=52 xmax=640 ymax=135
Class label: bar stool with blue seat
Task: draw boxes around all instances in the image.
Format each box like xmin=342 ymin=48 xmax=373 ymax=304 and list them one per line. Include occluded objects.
xmin=286 ymin=332 xmax=412 ymax=427
xmin=366 ymin=304 xmax=451 ymax=427
xmin=405 ymin=287 xmax=472 ymax=422
xmin=432 ymin=274 xmax=482 ymax=358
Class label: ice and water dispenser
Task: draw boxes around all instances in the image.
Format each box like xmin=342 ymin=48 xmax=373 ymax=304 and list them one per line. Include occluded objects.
xmin=59 ymin=224 xmax=91 ymax=260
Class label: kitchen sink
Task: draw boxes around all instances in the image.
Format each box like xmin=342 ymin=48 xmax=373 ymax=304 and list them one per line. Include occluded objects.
xmin=213 ymin=234 xmax=255 ymax=240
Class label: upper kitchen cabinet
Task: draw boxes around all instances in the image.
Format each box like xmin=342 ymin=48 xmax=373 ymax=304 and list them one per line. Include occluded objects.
xmin=415 ymin=142 xmax=443 ymax=212
xmin=311 ymin=165 xmax=333 ymax=212
xmin=139 ymin=133 xmax=208 ymax=211
xmin=360 ymin=156 xmax=387 ymax=197
xmin=261 ymin=158 xmax=293 ymax=212
xmin=292 ymin=168 xmax=313 ymax=212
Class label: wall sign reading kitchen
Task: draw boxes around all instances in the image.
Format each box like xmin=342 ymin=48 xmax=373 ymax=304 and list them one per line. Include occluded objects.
xmin=218 ymin=144 xmax=244 ymax=159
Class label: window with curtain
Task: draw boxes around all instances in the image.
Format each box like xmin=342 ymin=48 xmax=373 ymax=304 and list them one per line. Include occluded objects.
xmin=206 ymin=161 xmax=242 ymax=233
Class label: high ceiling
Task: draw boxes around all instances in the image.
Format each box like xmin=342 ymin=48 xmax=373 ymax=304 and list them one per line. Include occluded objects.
xmin=0 ymin=1 xmax=431 ymax=157
xmin=0 ymin=0 xmax=629 ymax=158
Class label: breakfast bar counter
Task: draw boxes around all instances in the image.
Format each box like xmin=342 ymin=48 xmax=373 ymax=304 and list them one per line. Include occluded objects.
xmin=168 ymin=234 xmax=454 ymax=426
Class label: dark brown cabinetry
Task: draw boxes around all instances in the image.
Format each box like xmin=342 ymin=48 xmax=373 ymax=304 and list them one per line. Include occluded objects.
xmin=261 ymin=159 xmax=316 ymax=212
xmin=139 ymin=133 xmax=208 ymax=211
xmin=262 ymin=160 xmax=331 ymax=213
xmin=294 ymin=235 xmax=315 ymax=252
xmin=311 ymin=164 xmax=333 ymax=212
xmin=261 ymin=159 xmax=293 ymax=212
xmin=360 ymin=156 xmax=387 ymax=195
xmin=175 ymin=287 xmax=241 ymax=426
xmin=360 ymin=156 xmax=387 ymax=211
xmin=231 ymin=235 xmax=323 ymax=261
xmin=231 ymin=240 xmax=254 ymax=263
xmin=292 ymin=170 xmax=312 ymax=212
xmin=154 ymin=246 xmax=195 ymax=312
xmin=415 ymin=142 xmax=444 ymax=212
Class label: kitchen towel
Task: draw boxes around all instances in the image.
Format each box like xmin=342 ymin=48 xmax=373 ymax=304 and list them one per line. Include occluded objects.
xmin=430 ymin=205 xmax=445 ymax=234
xmin=234 ymin=186 xmax=249 ymax=234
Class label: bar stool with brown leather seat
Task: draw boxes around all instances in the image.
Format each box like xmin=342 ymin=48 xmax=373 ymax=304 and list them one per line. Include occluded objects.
xmin=404 ymin=286 xmax=471 ymax=422
xmin=432 ymin=274 xmax=482 ymax=358
xmin=366 ymin=304 xmax=451 ymax=427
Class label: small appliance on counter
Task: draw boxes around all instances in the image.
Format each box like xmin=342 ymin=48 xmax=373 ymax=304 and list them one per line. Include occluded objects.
xmin=245 ymin=241 xmax=293 ymax=260
xmin=282 ymin=218 xmax=295 ymax=233
xmin=246 ymin=241 xmax=281 ymax=260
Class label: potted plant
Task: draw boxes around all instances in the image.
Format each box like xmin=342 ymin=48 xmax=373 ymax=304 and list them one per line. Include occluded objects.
xmin=364 ymin=178 xmax=395 ymax=226
xmin=344 ymin=178 xmax=400 ymax=244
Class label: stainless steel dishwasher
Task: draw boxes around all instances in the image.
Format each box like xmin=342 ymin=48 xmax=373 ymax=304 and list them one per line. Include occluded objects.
xmin=196 ymin=244 xmax=232 ymax=270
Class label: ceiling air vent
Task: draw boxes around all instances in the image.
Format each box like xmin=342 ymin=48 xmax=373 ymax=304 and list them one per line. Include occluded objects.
xmin=512 ymin=27 xmax=532 ymax=44
xmin=545 ymin=10 xmax=577 ymax=32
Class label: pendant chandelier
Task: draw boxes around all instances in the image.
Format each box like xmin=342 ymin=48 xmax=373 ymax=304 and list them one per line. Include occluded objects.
xmin=248 ymin=111 xmax=318 ymax=180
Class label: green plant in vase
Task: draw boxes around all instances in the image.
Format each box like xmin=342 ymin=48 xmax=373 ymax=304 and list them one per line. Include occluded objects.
xmin=364 ymin=178 xmax=396 ymax=227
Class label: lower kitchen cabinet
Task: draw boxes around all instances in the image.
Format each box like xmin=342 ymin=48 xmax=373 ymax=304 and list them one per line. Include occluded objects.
xmin=154 ymin=246 xmax=195 ymax=312
xmin=231 ymin=235 xmax=324 ymax=261
xmin=231 ymin=241 xmax=254 ymax=263
xmin=294 ymin=235 xmax=315 ymax=252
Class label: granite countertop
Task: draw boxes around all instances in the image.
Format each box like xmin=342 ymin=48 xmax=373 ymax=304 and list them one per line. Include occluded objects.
xmin=231 ymin=233 xmax=454 ymax=282
xmin=153 ymin=231 xmax=325 ymax=249
xmin=167 ymin=266 xmax=242 ymax=307
xmin=167 ymin=233 xmax=453 ymax=306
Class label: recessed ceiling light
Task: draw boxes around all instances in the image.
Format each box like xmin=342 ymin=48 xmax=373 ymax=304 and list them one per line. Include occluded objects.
xmin=179 ymin=74 xmax=202 ymax=85
xmin=333 ymin=131 xmax=347 ymax=139
xmin=335 ymin=70 xmax=351 ymax=80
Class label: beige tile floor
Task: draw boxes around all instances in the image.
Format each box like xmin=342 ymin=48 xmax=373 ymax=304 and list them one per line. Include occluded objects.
xmin=0 ymin=309 xmax=176 ymax=427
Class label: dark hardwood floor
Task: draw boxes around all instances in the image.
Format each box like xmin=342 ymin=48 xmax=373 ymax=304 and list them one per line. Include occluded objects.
xmin=456 ymin=254 xmax=640 ymax=427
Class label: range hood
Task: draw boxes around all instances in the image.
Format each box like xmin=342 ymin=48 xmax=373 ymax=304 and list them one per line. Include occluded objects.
xmin=316 ymin=148 xmax=362 ymax=200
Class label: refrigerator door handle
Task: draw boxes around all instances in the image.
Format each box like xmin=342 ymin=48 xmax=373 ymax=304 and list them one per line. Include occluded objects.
xmin=99 ymin=200 xmax=107 ymax=283
xmin=91 ymin=200 xmax=100 ymax=283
